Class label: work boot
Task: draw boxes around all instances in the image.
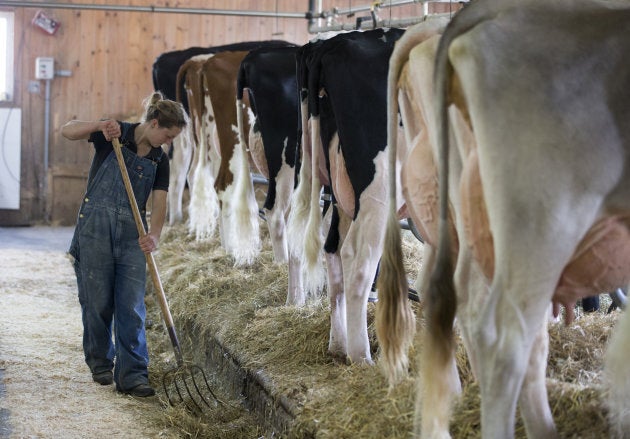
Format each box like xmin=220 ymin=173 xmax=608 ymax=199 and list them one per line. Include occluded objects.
xmin=117 ymin=383 xmax=156 ymax=397
xmin=92 ymin=370 xmax=114 ymax=385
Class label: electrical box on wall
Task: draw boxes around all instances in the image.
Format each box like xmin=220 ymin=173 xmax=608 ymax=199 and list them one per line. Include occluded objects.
xmin=32 ymin=10 xmax=60 ymax=35
xmin=35 ymin=57 xmax=55 ymax=80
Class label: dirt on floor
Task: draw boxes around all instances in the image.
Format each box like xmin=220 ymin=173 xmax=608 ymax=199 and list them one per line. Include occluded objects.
xmin=0 ymin=227 xmax=181 ymax=438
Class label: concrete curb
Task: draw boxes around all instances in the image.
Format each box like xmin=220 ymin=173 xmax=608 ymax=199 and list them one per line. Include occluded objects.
xmin=181 ymin=322 xmax=315 ymax=437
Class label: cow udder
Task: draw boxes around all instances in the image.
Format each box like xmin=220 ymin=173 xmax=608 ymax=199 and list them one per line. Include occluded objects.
xmin=555 ymin=215 xmax=630 ymax=304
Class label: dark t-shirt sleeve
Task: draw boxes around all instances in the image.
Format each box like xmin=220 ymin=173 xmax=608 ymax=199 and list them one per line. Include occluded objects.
xmin=86 ymin=130 xmax=115 ymax=184
xmin=153 ymin=150 xmax=170 ymax=192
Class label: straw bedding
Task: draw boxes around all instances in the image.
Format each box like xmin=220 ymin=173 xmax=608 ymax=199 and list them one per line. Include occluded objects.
xmin=147 ymin=220 xmax=619 ymax=438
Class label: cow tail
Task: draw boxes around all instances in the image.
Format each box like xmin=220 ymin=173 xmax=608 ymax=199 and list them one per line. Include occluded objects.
xmin=175 ymin=60 xmax=187 ymax=104
xmin=229 ymin=94 xmax=261 ymax=266
xmin=375 ymin=33 xmax=419 ymax=388
xmin=427 ymin=0 xmax=494 ymax=365
xmin=175 ymin=60 xmax=198 ymax=146
xmin=419 ymin=12 xmax=477 ymax=437
xmin=286 ymin=98 xmax=312 ymax=262
xmin=303 ymin=113 xmax=326 ymax=293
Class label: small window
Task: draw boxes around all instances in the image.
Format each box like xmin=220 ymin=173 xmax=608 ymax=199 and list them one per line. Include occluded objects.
xmin=0 ymin=10 xmax=14 ymax=102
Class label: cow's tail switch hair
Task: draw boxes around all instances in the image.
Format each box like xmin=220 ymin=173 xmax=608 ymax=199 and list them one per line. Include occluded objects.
xmin=230 ymin=97 xmax=262 ymax=266
xmin=286 ymin=98 xmax=313 ymax=263
xmin=302 ymin=114 xmax=326 ymax=293
xmin=375 ymin=31 xmax=422 ymax=389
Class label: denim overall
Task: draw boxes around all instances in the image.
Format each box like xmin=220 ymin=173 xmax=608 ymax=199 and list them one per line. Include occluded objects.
xmin=69 ymin=146 xmax=156 ymax=391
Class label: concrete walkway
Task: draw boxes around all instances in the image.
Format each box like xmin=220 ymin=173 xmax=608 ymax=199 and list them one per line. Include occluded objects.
xmin=0 ymin=225 xmax=179 ymax=438
xmin=0 ymin=225 xmax=74 ymax=252
xmin=0 ymin=226 xmax=73 ymax=438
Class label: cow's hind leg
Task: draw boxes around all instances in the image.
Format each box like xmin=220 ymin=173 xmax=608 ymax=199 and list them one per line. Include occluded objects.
xmin=325 ymin=248 xmax=347 ymax=361
xmin=342 ymin=207 xmax=387 ymax=365
xmin=266 ymin=162 xmax=306 ymax=306
xmin=320 ymin=203 xmax=347 ymax=360
xmin=605 ymin=302 xmax=630 ymax=438
xmin=518 ymin=320 xmax=557 ymax=438
xmin=468 ymin=217 xmax=567 ymax=439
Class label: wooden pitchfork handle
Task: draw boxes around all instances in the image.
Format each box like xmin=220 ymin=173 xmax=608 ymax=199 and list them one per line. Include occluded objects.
xmin=112 ymin=138 xmax=185 ymax=366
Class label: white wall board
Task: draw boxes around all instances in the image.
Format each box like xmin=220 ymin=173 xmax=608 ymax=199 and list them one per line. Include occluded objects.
xmin=0 ymin=107 xmax=21 ymax=209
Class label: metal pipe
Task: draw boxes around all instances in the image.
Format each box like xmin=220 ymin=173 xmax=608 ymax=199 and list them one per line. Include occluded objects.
xmin=43 ymin=78 xmax=51 ymax=221
xmin=317 ymin=0 xmax=461 ymax=19
xmin=308 ymin=11 xmax=454 ymax=34
xmin=0 ymin=1 xmax=307 ymax=18
xmin=329 ymin=0 xmax=420 ymax=17
xmin=307 ymin=0 xmax=317 ymax=24
xmin=308 ymin=1 xmax=465 ymax=33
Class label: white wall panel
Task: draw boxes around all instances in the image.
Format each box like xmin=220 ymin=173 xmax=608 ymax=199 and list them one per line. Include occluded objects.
xmin=0 ymin=108 xmax=21 ymax=209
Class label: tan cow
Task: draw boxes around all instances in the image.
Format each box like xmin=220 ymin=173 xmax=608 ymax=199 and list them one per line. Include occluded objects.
xmin=381 ymin=0 xmax=630 ymax=437
xmin=377 ymin=16 xmax=492 ymax=438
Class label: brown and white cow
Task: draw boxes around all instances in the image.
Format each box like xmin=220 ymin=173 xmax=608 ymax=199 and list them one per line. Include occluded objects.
xmin=197 ymin=50 xmax=261 ymax=265
xmin=174 ymin=48 xmax=279 ymax=264
xmin=177 ymin=54 xmax=221 ymax=238
xmin=171 ymin=50 xmax=255 ymax=255
xmin=380 ymin=0 xmax=630 ymax=437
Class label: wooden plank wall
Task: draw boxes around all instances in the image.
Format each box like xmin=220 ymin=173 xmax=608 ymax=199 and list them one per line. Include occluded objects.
xmin=0 ymin=0 xmax=459 ymax=226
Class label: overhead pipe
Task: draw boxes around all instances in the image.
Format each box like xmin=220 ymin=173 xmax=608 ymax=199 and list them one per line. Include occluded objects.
xmin=307 ymin=0 xmax=318 ymax=25
xmin=2 ymin=0 xmax=463 ymax=33
xmin=308 ymin=12 xmax=452 ymax=34
xmin=325 ymin=0 xmax=419 ymax=17
xmin=325 ymin=0 xmax=462 ymax=17
xmin=308 ymin=0 xmax=466 ymax=33
xmin=0 ymin=1 xmax=307 ymax=18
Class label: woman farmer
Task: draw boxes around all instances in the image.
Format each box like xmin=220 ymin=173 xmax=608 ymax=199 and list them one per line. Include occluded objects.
xmin=62 ymin=92 xmax=187 ymax=397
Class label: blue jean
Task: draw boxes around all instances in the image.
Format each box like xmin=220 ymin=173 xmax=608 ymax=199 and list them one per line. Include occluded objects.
xmin=70 ymin=147 xmax=156 ymax=390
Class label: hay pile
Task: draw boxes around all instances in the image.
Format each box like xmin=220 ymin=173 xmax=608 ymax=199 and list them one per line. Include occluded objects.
xmin=147 ymin=221 xmax=620 ymax=438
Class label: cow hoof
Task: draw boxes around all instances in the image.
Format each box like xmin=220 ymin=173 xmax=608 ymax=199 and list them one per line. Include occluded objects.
xmin=328 ymin=350 xmax=349 ymax=365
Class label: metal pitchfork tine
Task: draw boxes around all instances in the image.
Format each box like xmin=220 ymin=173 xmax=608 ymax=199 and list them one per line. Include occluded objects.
xmin=112 ymin=138 xmax=221 ymax=413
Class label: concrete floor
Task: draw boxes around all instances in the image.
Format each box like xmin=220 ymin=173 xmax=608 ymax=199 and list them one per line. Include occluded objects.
xmin=0 ymin=226 xmax=73 ymax=439
xmin=0 ymin=226 xmax=74 ymax=251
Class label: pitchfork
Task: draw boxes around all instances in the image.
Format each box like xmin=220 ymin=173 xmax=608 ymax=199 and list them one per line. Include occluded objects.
xmin=112 ymin=138 xmax=221 ymax=413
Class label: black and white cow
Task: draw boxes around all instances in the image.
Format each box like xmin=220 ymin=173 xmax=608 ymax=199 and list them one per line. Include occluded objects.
xmin=289 ymin=28 xmax=406 ymax=364
xmin=235 ymin=45 xmax=305 ymax=304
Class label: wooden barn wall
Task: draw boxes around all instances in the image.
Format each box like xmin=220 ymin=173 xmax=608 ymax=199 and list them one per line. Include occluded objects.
xmin=0 ymin=0 xmax=459 ymax=226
